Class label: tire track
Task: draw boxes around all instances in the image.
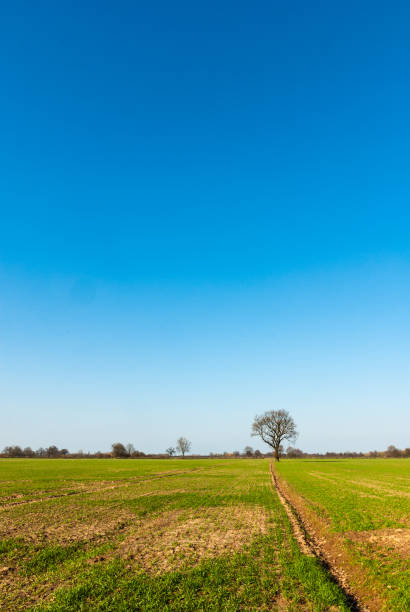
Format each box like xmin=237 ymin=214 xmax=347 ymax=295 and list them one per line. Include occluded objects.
xmin=270 ymin=463 xmax=366 ymax=612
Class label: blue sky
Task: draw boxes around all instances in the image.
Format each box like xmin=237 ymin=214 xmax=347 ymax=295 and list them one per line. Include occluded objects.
xmin=1 ymin=1 xmax=410 ymax=454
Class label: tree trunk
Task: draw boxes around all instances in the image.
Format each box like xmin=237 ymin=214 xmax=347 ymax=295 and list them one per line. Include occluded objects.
xmin=274 ymin=447 xmax=280 ymax=462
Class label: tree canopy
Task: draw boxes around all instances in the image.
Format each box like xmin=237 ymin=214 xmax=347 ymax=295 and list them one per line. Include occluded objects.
xmin=252 ymin=410 xmax=297 ymax=461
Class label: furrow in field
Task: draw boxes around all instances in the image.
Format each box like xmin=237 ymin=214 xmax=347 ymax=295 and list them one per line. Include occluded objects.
xmin=271 ymin=463 xmax=367 ymax=612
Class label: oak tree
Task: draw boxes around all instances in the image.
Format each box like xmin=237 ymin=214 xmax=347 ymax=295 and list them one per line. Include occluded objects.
xmin=252 ymin=410 xmax=297 ymax=461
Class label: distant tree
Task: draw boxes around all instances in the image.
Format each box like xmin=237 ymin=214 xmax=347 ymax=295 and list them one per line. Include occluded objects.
xmin=252 ymin=410 xmax=297 ymax=462
xmin=60 ymin=448 xmax=69 ymax=456
xmin=233 ymin=450 xmax=240 ymax=457
xmin=254 ymin=449 xmax=262 ymax=458
xmin=286 ymin=446 xmax=304 ymax=458
xmin=166 ymin=447 xmax=176 ymax=457
xmin=36 ymin=447 xmax=47 ymax=457
xmin=46 ymin=445 xmax=60 ymax=457
xmin=111 ymin=442 xmax=128 ymax=458
xmin=23 ymin=447 xmax=35 ymax=457
xmin=126 ymin=443 xmax=135 ymax=457
xmin=404 ymin=448 xmax=410 ymax=458
xmin=386 ymin=444 xmax=401 ymax=458
xmin=3 ymin=445 xmax=24 ymax=457
xmin=176 ymin=437 xmax=191 ymax=458
xmin=244 ymin=446 xmax=254 ymax=457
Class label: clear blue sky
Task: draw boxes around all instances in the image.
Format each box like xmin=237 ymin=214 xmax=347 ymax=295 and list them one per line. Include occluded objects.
xmin=1 ymin=1 xmax=410 ymax=454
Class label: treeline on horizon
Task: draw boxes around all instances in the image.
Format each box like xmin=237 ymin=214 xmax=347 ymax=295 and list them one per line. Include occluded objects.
xmin=1 ymin=442 xmax=409 ymax=459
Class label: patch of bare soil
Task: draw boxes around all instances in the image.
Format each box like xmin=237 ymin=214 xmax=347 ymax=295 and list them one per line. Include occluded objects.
xmin=115 ymin=505 xmax=270 ymax=574
xmin=346 ymin=528 xmax=410 ymax=559
xmin=0 ymin=487 xmax=83 ymax=508
xmin=0 ymin=568 xmax=75 ymax=612
xmin=0 ymin=504 xmax=137 ymax=545
xmin=0 ymin=487 xmax=192 ymax=545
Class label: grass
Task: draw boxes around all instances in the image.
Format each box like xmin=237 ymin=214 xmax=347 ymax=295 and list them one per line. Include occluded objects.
xmin=0 ymin=458 xmax=351 ymax=611
xmin=23 ymin=543 xmax=86 ymax=575
xmin=3 ymin=458 xmax=408 ymax=610
xmin=276 ymin=458 xmax=410 ymax=611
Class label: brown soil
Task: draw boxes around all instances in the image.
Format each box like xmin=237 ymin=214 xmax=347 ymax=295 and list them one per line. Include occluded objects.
xmin=346 ymin=528 xmax=410 ymax=558
xmin=0 ymin=505 xmax=136 ymax=545
xmin=0 ymin=487 xmax=185 ymax=545
xmin=115 ymin=504 xmax=270 ymax=574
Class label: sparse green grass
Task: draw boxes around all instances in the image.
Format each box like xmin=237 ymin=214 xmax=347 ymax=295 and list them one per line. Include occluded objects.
xmin=277 ymin=459 xmax=410 ymax=611
xmin=23 ymin=543 xmax=86 ymax=575
xmin=0 ymin=458 xmax=368 ymax=610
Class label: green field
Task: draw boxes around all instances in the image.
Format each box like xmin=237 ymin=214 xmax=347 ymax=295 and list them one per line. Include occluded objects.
xmin=0 ymin=458 xmax=408 ymax=611
xmin=276 ymin=459 xmax=410 ymax=611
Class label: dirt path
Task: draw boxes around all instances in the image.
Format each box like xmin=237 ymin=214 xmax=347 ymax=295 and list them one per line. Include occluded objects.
xmin=270 ymin=463 xmax=366 ymax=612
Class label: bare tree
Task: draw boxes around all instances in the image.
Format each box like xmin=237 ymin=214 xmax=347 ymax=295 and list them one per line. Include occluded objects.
xmin=111 ymin=442 xmax=128 ymax=458
xmin=166 ymin=447 xmax=176 ymax=457
xmin=176 ymin=437 xmax=191 ymax=458
xmin=252 ymin=410 xmax=297 ymax=462
xmin=126 ymin=443 xmax=135 ymax=457
xmin=3 ymin=446 xmax=24 ymax=457
xmin=243 ymin=446 xmax=254 ymax=457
